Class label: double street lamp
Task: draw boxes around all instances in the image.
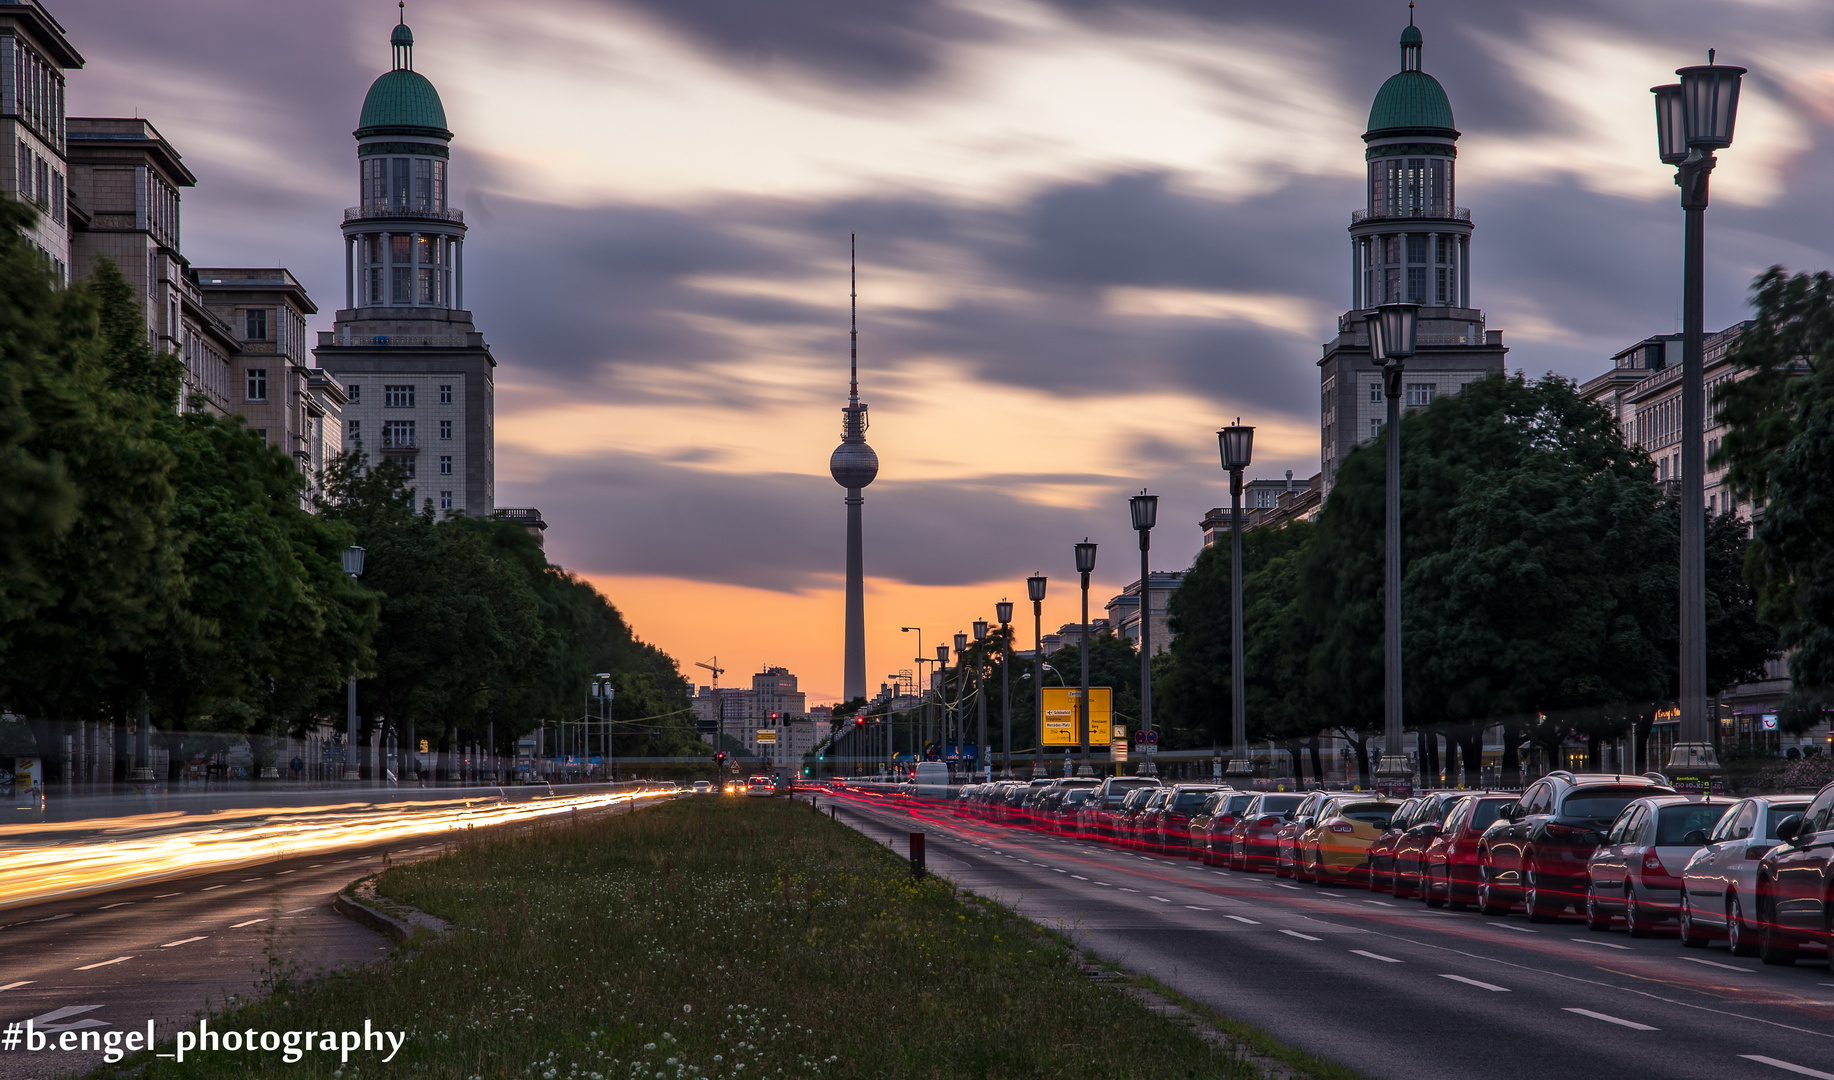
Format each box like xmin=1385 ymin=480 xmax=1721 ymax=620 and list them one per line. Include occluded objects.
xmin=1128 ymin=492 xmax=1159 ymax=775
xmin=953 ymin=631 xmax=968 ymax=760
xmin=1366 ymin=302 xmax=1419 ymax=786
xmin=1074 ymin=539 xmax=1098 ymax=776
xmin=341 ymin=545 xmax=366 ymax=782
xmin=1652 ymin=54 xmax=1743 ymax=780
xmin=1027 ymin=573 xmax=1047 ymax=776
xmin=973 ymin=618 xmax=990 ymax=780
xmin=1216 ymin=424 xmax=1253 ymax=777
xmin=996 ymin=598 xmax=1013 ymax=778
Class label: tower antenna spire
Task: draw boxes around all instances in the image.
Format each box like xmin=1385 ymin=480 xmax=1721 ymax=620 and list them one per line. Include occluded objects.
xmin=849 ymin=233 xmax=859 ymax=407
xmin=399 ymin=0 xmax=406 ymax=24
xmin=1408 ymin=2 xmax=1415 ymax=26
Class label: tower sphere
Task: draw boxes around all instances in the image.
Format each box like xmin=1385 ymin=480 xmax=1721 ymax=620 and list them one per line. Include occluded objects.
xmin=829 ymin=439 xmax=879 ymax=489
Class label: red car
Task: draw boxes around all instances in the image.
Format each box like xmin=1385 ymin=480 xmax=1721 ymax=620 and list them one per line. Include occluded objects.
xmin=1227 ymin=792 xmax=1309 ymax=871
xmin=1391 ymin=792 xmax=1478 ymax=898
xmin=1419 ymin=794 xmax=1517 ymax=910
xmin=1147 ymin=784 xmax=1223 ymax=855
xmin=1195 ymin=791 xmax=1259 ymax=865
xmin=1367 ymin=796 xmax=1425 ymax=893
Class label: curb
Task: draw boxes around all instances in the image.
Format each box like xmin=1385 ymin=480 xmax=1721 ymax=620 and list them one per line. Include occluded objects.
xmin=331 ymin=875 xmax=451 ymax=944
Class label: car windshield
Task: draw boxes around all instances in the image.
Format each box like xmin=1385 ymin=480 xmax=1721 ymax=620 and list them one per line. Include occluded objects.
xmin=1765 ymin=805 xmax=1810 ymax=838
xmin=1338 ymin=802 xmax=1393 ymax=825
xmin=1224 ymin=793 xmax=1256 ymax=813
xmin=1109 ymin=779 xmax=1158 ymax=795
xmin=1259 ymin=794 xmax=1305 ymax=813
xmin=1560 ymin=789 xmax=1654 ymax=821
xmin=1064 ymin=789 xmax=1095 ymax=805
xmin=1470 ymin=799 xmax=1511 ymax=830
xmin=1173 ymin=791 xmax=1212 ymax=811
xmin=1656 ymin=803 xmax=1731 ymax=845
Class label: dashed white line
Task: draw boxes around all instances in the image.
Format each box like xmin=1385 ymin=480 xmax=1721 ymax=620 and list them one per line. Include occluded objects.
xmin=1093 ymin=882 xmax=1111 ymax=887
xmin=230 ymin=918 xmax=269 ymax=928
xmin=1148 ymin=895 xmax=1172 ymax=903
xmin=1439 ymin=974 xmax=1509 ymax=992
xmin=1071 ymin=875 xmax=1089 ymax=881
xmin=160 ymin=936 xmax=207 ymax=948
xmin=1489 ymin=922 xmax=1537 ymax=933
xmin=283 ymin=906 xmax=315 ymax=914
xmin=1740 ymin=1055 xmax=1834 ymax=1079
xmin=274 ymin=870 xmax=296 ymax=876
xmin=241 ymin=877 xmax=264 ymax=882
xmin=1280 ymin=930 xmax=1322 ymax=941
xmin=1320 ymin=892 xmax=1346 ymax=898
xmin=1563 ymin=1008 xmax=1656 ymax=1031
xmin=32 ymin=912 xmax=72 ymax=923
xmin=0 ymin=980 xmax=36 ymax=992
xmin=153 ymin=893 xmax=181 ymax=899
xmin=1186 ymin=906 xmax=1212 ymax=911
xmin=74 ymin=956 xmax=134 ymax=971
xmin=200 ymin=885 xmax=227 ymax=892
xmin=1052 ymin=868 xmax=1068 ymax=874
xmin=1223 ymin=915 xmax=1261 ymax=925
xmin=1570 ymin=938 xmax=1632 ymax=950
xmin=1351 ymin=949 xmax=1403 ymax=963
xmin=1275 ymin=883 xmax=1302 ymax=891
xmin=1364 ymin=900 xmax=1394 ymax=907
xmin=1118 ymin=888 xmax=1140 ymax=893
xmin=1679 ymin=957 xmax=1750 ymax=973
xmin=99 ymin=902 xmax=132 ymax=910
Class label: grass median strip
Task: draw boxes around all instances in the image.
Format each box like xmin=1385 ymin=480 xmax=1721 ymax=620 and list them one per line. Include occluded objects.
xmin=108 ymin=797 xmax=1326 ymax=1079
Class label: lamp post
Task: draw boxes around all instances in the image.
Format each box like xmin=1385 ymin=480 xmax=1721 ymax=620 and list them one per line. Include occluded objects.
xmin=1652 ymin=54 xmax=1744 ymax=783
xmin=1216 ymin=426 xmax=1254 ymax=778
xmin=973 ymin=619 xmax=990 ymax=780
xmin=1028 ymin=574 xmax=1047 ymax=777
xmin=1074 ymin=539 xmax=1098 ymax=776
xmin=996 ymin=599 xmax=1013 ymax=777
xmin=1128 ymin=492 xmax=1159 ymax=776
xmin=937 ymin=643 xmax=951 ymax=766
xmin=1366 ymin=302 xmax=1420 ymax=789
xmin=341 ymin=545 xmax=366 ymax=782
xmin=953 ymin=631 xmax=968 ymax=765
xmin=901 ymin=627 xmax=924 ymax=756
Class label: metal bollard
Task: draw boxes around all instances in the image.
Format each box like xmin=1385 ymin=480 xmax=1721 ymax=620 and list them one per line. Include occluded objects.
xmin=909 ymin=832 xmax=926 ymax=879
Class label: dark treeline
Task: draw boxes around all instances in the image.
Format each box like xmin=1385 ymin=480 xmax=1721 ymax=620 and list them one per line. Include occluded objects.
xmin=0 ymin=197 xmax=694 ymax=779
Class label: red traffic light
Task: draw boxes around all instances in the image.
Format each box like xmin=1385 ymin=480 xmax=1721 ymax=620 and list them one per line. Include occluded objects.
xmin=855 ymin=717 xmax=865 ymax=727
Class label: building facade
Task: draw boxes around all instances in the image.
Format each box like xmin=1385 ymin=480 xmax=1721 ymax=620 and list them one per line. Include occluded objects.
xmin=312 ymin=16 xmax=495 ymax=518
xmin=0 ymin=0 xmax=76 ymax=276
xmin=1318 ymin=21 xmax=1507 ymax=497
xmin=1104 ymin=571 xmax=1186 ymax=657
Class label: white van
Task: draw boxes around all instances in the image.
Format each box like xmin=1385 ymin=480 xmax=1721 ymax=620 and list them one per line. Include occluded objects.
xmin=913 ymin=761 xmax=953 ymax=800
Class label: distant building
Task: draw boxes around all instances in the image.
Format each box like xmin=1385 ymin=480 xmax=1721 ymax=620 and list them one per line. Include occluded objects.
xmin=1041 ymin=620 xmax=1111 ymax=656
xmin=0 ymin=0 xmax=79 ymax=277
xmin=1104 ymin=572 xmax=1185 ymax=656
xmin=1201 ymin=472 xmax=1323 ymax=545
xmin=692 ymin=685 xmax=748 ymax=746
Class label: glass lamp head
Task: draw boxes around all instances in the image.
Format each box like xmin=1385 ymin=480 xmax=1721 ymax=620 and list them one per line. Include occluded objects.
xmin=1129 ymin=491 xmax=1159 ymax=531
xmin=954 ymin=632 xmax=968 ymax=654
xmin=341 ymin=545 xmax=366 ymax=576
xmin=1677 ymin=61 xmax=1744 ymax=149
xmin=996 ymin=599 xmax=1014 ymax=625
xmin=1217 ymin=425 xmax=1254 ymax=472
xmin=1650 ymin=83 xmax=1688 ymax=164
xmin=1368 ymin=302 xmax=1419 ymax=362
xmin=973 ymin=619 xmax=989 ymax=641
xmin=1074 ymin=539 xmax=1098 ymax=575
xmin=1027 ymin=573 xmax=1048 ymax=603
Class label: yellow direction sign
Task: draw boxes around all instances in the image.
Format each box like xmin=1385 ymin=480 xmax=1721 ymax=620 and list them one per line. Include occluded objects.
xmin=1041 ymin=687 xmax=1112 ymax=746
xmin=754 ymin=729 xmax=778 ymax=743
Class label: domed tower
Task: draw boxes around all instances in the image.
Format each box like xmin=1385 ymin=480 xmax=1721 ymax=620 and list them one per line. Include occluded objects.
xmin=1317 ymin=12 xmax=1506 ymax=495
xmin=829 ymin=237 xmax=878 ymax=704
xmin=315 ymin=4 xmax=499 ymax=517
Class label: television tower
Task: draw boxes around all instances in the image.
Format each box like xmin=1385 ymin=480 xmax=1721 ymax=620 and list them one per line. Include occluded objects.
xmin=829 ymin=235 xmax=878 ymax=703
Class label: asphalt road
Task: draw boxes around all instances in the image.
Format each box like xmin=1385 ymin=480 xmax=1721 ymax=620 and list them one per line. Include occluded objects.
xmin=823 ymin=789 xmax=1834 ymax=1080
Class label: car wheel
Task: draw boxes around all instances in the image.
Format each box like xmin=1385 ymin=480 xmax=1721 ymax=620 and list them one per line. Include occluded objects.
xmin=1424 ymin=865 xmax=1446 ymax=909
xmin=1477 ymin=856 xmax=1510 ymax=916
xmin=1392 ymin=861 xmax=1413 ymax=900
xmin=1312 ymin=848 xmax=1332 ymax=886
xmin=1584 ymin=881 xmax=1611 ymax=932
xmin=1625 ymin=884 xmax=1654 ymax=938
xmin=1523 ymin=860 xmax=1560 ymax=923
xmin=1757 ymin=892 xmax=1798 ymax=967
xmin=1275 ymin=850 xmax=1291 ymax=879
xmin=1445 ymin=866 xmax=1470 ymax=911
xmin=1679 ymin=892 xmax=1707 ymax=948
xmin=1727 ymin=892 xmax=1758 ymax=957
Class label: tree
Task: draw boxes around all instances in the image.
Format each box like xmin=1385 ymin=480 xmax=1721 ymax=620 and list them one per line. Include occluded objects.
xmin=1713 ymin=267 xmax=1834 ymax=724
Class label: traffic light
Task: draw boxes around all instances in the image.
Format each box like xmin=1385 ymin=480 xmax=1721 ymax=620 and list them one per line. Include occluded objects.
xmin=715 ymin=752 xmax=726 ymax=767
xmin=855 ymin=716 xmax=865 ymax=727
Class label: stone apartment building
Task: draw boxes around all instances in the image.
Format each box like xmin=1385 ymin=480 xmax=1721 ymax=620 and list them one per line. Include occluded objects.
xmin=1104 ymin=572 xmax=1185 ymax=657
xmin=0 ymin=0 xmax=75 ymax=277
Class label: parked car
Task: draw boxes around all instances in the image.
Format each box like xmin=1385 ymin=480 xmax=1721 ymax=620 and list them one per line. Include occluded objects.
xmin=1478 ymin=772 xmax=1674 ymax=920
xmin=1754 ymin=780 xmax=1834 ymax=966
xmin=912 ymin=760 xmax=954 ymax=800
xmin=1145 ymin=784 xmax=1223 ymax=855
xmin=1124 ymin=789 xmax=1173 ymax=848
xmin=1080 ymin=776 xmax=1162 ymax=840
xmin=1584 ymin=795 xmax=1733 ymax=935
xmin=1367 ymin=797 xmax=1425 ymax=894
xmin=1298 ymin=797 xmax=1399 ymax=886
xmin=1104 ymin=786 xmax=1161 ymax=847
xmin=1676 ymin=795 xmax=1810 ymax=953
xmin=1390 ymin=792 xmax=1483 ymax=899
xmin=1194 ymin=791 xmax=1259 ymax=865
xmin=1274 ymin=791 xmax=1331 ymax=879
xmin=1419 ymin=794 xmax=1518 ymax=910
xmin=1228 ymin=792 xmax=1309 ymax=871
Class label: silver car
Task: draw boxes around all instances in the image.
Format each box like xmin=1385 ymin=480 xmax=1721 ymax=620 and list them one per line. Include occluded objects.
xmin=1678 ymin=794 xmax=1812 ymax=955
xmin=1585 ymin=795 xmax=1734 ymax=935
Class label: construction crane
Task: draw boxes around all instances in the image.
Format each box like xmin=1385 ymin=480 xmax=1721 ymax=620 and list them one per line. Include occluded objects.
xmin=695 ymin=658 xmax=726 ymax=767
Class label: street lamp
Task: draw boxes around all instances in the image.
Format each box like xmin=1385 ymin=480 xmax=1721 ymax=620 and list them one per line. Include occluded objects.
xmin=1215 ymin=425 xmax=1255 ymax=778
xmin=953 ymin=631 xmax=968 ymax=759
xmin=996 ymin=598 xmax=1013 ymax=777
xmin=1365 ymin=301 xmax=1419 ymax=789
xmin=342 ymin=545 xmax=366 ymax=782
xmin=1129 ymin=491 xmax=1159 ymax=776
xmin=901 ymin=627 xmax=925 ymax=758
xmin=1654 ymin=52 xmax=1744 ymax=782
xmin=1027 ymin=573 xmax=1047 ymax=776
xmin=1074 ymin=539 xmax=1098 ymax=776
xmin=973 ymin=619 xmax=990 ymax=780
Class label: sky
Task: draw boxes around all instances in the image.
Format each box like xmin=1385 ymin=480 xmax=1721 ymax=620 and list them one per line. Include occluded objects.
xmin=54 ymin=0 xmax=1834 ymax=703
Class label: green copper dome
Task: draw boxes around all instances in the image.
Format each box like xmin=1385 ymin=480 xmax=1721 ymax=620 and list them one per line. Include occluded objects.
xmin=1367 ymin=71 xmax=1454 ymax=136
xmin=359 ymin=69 xmax=447 ymax=134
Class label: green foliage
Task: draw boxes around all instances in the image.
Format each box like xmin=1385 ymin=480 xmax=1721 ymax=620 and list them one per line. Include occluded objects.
xmin=1715 ymin=266 xmax=1834 ymax=702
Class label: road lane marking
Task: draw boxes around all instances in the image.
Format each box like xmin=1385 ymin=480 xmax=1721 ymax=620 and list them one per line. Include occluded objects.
xmin=1563 ymin=1008 xmax=1655 ymax=1031
xmin=1741 ymin=1055 xmax=1834 ymax=1079
xmin=0 ymin=981 xmax=34 ymax=991
xmin=1053 ymin=868 xmax=1067 ymax=873
xmin=1276 ymin=883 xmax=1302 ymax=891
xmin=241 ymin=877 xmax=263 ymax=882
xmin=201 ymin=885 xmax=227 ymax=892
xmin=154 ymin=892 xmax=182 ymax=898
xmin=1224 ymin=915 xmax=1260 ymax=925
xmin=1489 ymin=922 xmax=1537 ymax=933
xmin=1186 ymin=906 xmax=1212 ymax=911
xmin=1118 ymin=888 xmax=1139 ymax=893
xmin=1679 ymin=957 xmax=1750 ymax=973
xmin=1364 ymin=900 xmax=1394 ymax=907
xmin=1093 ymin=882 xmax=1111 ymax=887
xmin=1321 ymin=892 xmax=1346 ymax=898
xmin=160 ymin=936 xmax=207 ymax=948
xmin=1439 ymin=974 xmax=1509 ymax=992
xmin=1148 ymin=896 xmax=1172 ymax=903
xmin=74 ymin=956 xmax=134 ymax=970
xmin=32 ymin=913 xmax=73 ymax=923
xmin=230 ymin=918 xmax=269 ymax=928
xmin=99 ymin=903 xmax=132 ymax=910
xmin=1280 ymin=930 xmax=1322 ymax=941
xmin=1071 ymin=875 xmax=1088 ymax=880
xmin=1351 ymin=949 xmax=1403 ymax=963
xmin=1570 ymin=938 xmax=1632 ymax=950
xmin=283 ymin=906 xmax=315 ymax=913
xmin=274 ymin=870 xmax=295 ymax=876
xmin=307 ymin=864 xmax=323 ymax=868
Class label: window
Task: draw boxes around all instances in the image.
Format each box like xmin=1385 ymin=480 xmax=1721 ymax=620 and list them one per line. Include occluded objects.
xmin=440 ymin=491 xmax=453 ymax=511
xmin=384 ymin=384 xmax=415 ymax=408
xmin=439 ymin=455 xmax=452 ymax=475
xmin=439 ymin=419 xmax=452 ymax=440
xmin=246 ymin=368 xmax=268 ymax=401
xmin=245 ymin=308 xmax=267 ymax=340
xmin=348 ymin=383 xmax=360 ymax=403
xmin=384 ymin=420 xmax=415 ymax=448
xmin=432 ymin=159 xmax=446 ymax=208
xmin=1406 ymin=235 xmax=1426 ymax=264
xmin=391 ymin=158 xmax=411 ymax=209
xmin=347 ymin=419 xmax=360 ymax=442
xmin=1369 ymin=383 xmax=1381 ymax=403
xmin=414 ymin=158 xmax=433 ymax=211
xmin=255 ymin=428 xmax=268 ymax=445
xmin=1407 ymin=266 xmax=1426 ymax=304
xmin=393 ymin=266 xmax=412 ymax=305
xmin=16 ymin=141 xmax=29 ymax=202
xmin=1369 ymin=418 xmax=1383 ymax=440
xmin=439 ymin=384 xmax=452 ymax=404
xmin=1406 ymin=383 xmax=1436 ymax=407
